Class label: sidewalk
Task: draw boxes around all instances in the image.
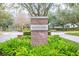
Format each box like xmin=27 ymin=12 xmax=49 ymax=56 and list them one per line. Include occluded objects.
xmin=0 ymin=32 xmax=23 ymax=42
xmin=51 ymin=32 xmax=79 ymax=42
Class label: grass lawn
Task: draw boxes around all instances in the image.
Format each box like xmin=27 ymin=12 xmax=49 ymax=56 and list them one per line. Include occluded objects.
xmin=65 ymin=31 xmax=79 ymax=36
xmin=0 ymin=32 xmax=2 ymax=36
xmin=0 ymin=35 xmax=79 ymax=56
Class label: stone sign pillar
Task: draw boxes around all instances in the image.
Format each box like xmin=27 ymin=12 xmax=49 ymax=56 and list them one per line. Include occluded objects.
xmin=31 ymin=16 xmax=48 ymax=46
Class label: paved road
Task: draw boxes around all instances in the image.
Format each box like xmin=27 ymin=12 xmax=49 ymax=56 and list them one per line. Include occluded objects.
xmin=51 ymin=32 xmax=79 ymax=42
xmin=0 ymin=32 xmax=79 ymax=42
xmin=0 ymin=32 xmax=23 ymax=42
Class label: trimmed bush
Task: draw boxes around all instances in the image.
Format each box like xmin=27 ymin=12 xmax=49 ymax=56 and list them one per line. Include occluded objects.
xmin=23 ymin=32 xmax=50 ymax=35
xmin=23 ymin=32 xmax=31 ymax=35
xmin=48 ymin=32 xmax=51 ymax=35
xmin=23 ymin=28 xmax=31 ymax=35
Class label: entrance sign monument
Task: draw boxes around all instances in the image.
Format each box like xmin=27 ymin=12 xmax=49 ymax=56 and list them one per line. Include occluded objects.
xmin=31 ymin=16 xmax=48 ymax=46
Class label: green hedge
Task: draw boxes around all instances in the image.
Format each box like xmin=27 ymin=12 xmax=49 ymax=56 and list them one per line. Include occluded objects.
xmin=48 ymin=32 xmax=51 ymax=35
xmin=23 ymin=32 xmax=51 ymax=35
xmin=0 ymin=35 xmax=79 ymax=56
xmin=23 ymin=32 xmax=31 ymax=35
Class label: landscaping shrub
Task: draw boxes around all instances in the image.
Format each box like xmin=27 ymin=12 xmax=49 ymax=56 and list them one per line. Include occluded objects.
xmin=23 ymin=28 xmax=50 ymax=35
xmin=23 ymin=32 xmax=31 ymax=35
xmin=0 ymin=35 xmax=79 ymax=56
xmin=48 ymin=32 xmax=51 ymax=35
xmin=23 ymin=31 xmax=50 ymax=36
xmin=23 ymin=32 xmax=50 ymax=35
xmin=23 ymin=28 xmax=31 ymax=32
xmin=23 ymin=28 xmax=31 ymax=35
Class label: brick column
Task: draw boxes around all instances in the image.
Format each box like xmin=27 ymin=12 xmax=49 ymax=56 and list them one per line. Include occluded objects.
xmin=31 ymin=17 xmax=48 ymax=46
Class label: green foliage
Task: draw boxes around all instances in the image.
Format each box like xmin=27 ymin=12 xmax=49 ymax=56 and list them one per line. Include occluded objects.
xmin=0 ymin=4 xmax=13 ymax=31
xmin=23 ymin=28 xmax=31 ymax=35
xmin=0 ymin=10 xmax=13 ymax=31
xmin=0 ymin=35 xmax=79 ymax=56
xmin=23 ymin=28 xmax=31 ymax=32
xmin=0 ymin=3 xmax=5 ymax=10
xmin=23 ymin=32 xmax=31 ymax=35
xmin=48 ymin=4 xmax=79 ymax=29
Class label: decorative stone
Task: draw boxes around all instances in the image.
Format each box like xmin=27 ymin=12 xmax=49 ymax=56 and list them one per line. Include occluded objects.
xmin=31 ymin=16 xmax=48 ymax=46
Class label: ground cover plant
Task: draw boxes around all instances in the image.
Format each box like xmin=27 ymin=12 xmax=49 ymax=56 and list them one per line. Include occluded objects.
xmin=0 ymin=35 xmax=79 ymax=56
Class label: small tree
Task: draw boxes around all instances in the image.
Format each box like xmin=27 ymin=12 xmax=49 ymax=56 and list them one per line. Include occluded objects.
xmin=14 ymin=12 xmax=30 ymax=31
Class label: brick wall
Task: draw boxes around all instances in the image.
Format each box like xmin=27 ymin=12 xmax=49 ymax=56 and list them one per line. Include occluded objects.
xmin=31 ymin=17 xmax=48 ymax=46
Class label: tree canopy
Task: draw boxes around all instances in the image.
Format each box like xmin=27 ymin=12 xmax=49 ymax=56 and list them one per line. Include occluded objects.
xmin=48 ymin=3 xmax=79 ymax=28
xmin=0 ymin=4 xmax=13 ymax=31
xmin=20 ymin=3 xmax=53 ymax=16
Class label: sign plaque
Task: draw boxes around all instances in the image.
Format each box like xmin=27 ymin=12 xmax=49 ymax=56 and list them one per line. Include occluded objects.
xmin=31 ymin=25 xmax=48 ymax=30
